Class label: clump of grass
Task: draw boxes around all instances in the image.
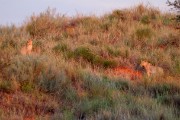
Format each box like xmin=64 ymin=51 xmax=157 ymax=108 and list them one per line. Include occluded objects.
xmin=109 ymin=10 xmax=130 ymax=21
xmin=4 ymin=56 xmax=50 ymax=92
xmin=74 ymin=47 xmax=95 ymax=63
xmin=147 ymin=83 xmax=180 ymax=98
xmin=52 ymin=43 xmax=74 ymax=59
xmin=53 ymin=43 xmax=69 ymax=53
xmin=6 ymin=56 xmax=45 ymax=83
xmin=33 ymin=40 xmax=44 ymax=50
xmin=106 ymin=46 xmax=120 ymax=57
xmin=26 ymin=8 xmax=64 ymax=38
xmin=1 ymin=39 xmax=17 ymax=49
xmin=77 ymin=97 xmax=113 ymax=116
xmin=173 ymin=58 xmax=180 ymax=74
xmin=21 ymin=82 xmax=34 ymax=93
xmin=62 ymin=110 xmax=74 ymax=120
xmin=162 ymin=16 xmax=172 ymax=26
xmin=115 ymin=80 xmax=129 ymax=91
xmin=102 ymin=60 xmax=117 ymax=68
xmin=99 ymin=21 xmax=111 ymax=32
xmin=80 ymin=71 xmax=113 ymax=98
xmin=73 ymin=46 xmax=117 ymax=68
xmin=38 ymin=68 xmax=67 ymax=93
xmin=0 ymin=80 xmax=14 ymax=93
xmin=80 ymin=17 xmax=100 ymax=34
xmin=141 ymin=15 xmax=151 ymax=24
xmin=157 ymin=33 xmax=180 ymax=48
xmin=135 ymin=27 xmax=153 ymax=40
xmin=89 ymin=39 xmax=99 ymax=46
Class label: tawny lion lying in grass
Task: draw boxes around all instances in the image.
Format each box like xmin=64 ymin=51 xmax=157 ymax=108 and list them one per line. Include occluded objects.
xmin=20 ymin=39 xmax=33 ymax=55
xmin=140 ymin=61 xmax=164 ymax=77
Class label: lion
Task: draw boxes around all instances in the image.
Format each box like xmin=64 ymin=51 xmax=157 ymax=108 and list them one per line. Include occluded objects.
xmin=140 ymin=61 xmax=164 ymax=77
xmin=20 ymin=39 xmax=33 ymax=55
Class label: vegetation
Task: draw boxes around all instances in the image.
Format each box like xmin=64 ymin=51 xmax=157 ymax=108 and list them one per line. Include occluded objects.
xmin=167 ymin=0 xmax=180 ymax=22
xmin=0 ymin=5 xmax=180 ymax=120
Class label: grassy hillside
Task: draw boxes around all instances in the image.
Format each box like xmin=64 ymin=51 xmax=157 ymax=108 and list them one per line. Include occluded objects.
xmin=0 ymin=5 xmax=180 ymax=120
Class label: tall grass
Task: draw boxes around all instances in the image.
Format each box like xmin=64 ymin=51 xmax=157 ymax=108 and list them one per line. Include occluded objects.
xmin=0 ymin=4 xmax=180 ymax=119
